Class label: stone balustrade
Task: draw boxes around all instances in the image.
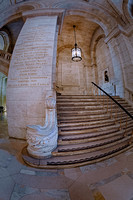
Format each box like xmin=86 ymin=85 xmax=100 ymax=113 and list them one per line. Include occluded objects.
xmin=0 ymin=50 xmax=11 ymax=62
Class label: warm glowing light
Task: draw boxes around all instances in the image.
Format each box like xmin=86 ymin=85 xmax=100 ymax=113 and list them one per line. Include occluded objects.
xmin=72 ymin=25 xmax=82 ymax=62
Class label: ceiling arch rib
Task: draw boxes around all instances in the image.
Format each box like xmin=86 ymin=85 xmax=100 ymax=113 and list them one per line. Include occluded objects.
xmin=0 ymin=1 xmax=42 ymax=28
xmin=57 ymin=15 xmax=99 ymax=64
xmin=52 ymin=2 xmax=118 ymax=36
xmin=65 ymin=10 xmax=110 ymax=36
xmin=123 ymin=0 xmax=133 ymax=22
xmin=90 ymin=27 xmax=105 ymax=65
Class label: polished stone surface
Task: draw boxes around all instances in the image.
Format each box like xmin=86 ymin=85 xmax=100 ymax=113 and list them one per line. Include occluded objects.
xmin=0 ymin=112 xmax=133 ymax=200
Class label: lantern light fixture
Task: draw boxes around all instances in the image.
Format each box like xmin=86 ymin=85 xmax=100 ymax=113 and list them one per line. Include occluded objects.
xmin=72 ymin=25 xmax=82 ymax=62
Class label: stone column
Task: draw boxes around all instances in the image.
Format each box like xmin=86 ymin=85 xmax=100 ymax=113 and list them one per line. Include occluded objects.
xmin=7 ymin=16 xmax=59 ymax=139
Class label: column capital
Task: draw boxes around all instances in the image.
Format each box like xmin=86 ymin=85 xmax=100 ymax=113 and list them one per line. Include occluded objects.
xmin=104 ymin=26 xmax=120 ymax=44
xmin=105 ymin=24 xmax=133 ymax=44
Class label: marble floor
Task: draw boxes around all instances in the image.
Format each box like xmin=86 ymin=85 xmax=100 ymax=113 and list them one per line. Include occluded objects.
xmin=0 ymin=112 xmax=133 ymax=200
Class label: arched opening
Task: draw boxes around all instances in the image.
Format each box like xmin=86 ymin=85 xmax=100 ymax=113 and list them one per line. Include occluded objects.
xmin=56 ymin=15 xmax=99 ymax=95
xmin=0 ymin=71 xmax=7 ymax=122
xmin=128 ymin=0 xmax=133 ymax=17
xmin=0 ymin=31 xmax=10 ymax=51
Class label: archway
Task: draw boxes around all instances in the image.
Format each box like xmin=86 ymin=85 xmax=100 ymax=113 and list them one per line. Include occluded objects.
xmin=56 ymin=15 xmax=99 ymax=95
xmin=0 ymin=72 xmax=7 ymax=110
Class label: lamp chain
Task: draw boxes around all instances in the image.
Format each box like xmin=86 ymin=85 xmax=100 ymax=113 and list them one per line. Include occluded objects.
xmin=73 ymin=25 xmax=77 ymax=45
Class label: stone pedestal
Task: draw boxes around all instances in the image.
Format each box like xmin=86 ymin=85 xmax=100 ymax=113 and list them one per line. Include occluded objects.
xmin=6 ymin=16 xmax=58 ymax=139
xmin=26 ymin=97 xmax=58 ymax=158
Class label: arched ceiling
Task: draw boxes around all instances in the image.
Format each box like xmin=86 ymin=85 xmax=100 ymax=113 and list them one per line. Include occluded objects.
xmin=57 ymin=15 xmax=99 ymax=61
xmin=0 ymin=0 xmax=131 ymax=34
xmin=0 ymin=0 xmax=132 ymax=54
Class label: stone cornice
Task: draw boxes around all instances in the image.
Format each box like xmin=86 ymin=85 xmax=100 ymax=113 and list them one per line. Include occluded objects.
xmin=105 ymin=24 xmax=133 ymax=43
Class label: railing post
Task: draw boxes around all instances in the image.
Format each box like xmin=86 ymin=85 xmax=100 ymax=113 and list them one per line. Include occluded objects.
xmin=110 ymin=100 xmax=112 ymax=118
xmin=124 ymin=116 xmax=128 ymax=137
xmin=97 ymin=87 xmax=98 ymax=102
xmin=103 ymin=92 xmax=104 ymax=107
xmin=94 ymin=85 xmax=95 ymax=96
xmin=115 ymin=107 xmax=118 ymax=123
xmin=129 ymin=130 xmax=133 ymax=145
xmin=107 ymin=96 xmax=108 ymax=113
xmin=119 ymin=109 xmax=122 ymax=130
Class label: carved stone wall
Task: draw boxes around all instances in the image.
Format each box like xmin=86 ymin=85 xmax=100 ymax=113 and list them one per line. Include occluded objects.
xmin=6 ymin=16 xmax=58 ymax=139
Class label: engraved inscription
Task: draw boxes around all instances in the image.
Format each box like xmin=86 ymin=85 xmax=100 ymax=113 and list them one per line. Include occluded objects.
xmin=8 ymin=17 xmax=57 ymax=89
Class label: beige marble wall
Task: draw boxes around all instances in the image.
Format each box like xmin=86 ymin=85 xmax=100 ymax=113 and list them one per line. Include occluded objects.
xmin=95 ymin=38 xmax=115 ymax=95
xmin=56 ymin=48 xmax=87 ymax=95
xmin=6 ymin=16 xmax=58 ymax=139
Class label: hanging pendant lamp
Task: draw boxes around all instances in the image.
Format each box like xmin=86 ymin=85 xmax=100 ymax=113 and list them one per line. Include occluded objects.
xmin=72 ymin=25 xmax=82 ymax=62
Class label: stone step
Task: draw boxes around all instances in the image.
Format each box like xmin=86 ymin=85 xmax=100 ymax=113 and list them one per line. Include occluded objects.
xmin=59 ymin=125 xmax=120 ymax=136
xmin=57 ymin=104 xmax=133 ymax=111
xmin=58 ymin=111 xmax=133 ymax=120
xmin=58 ymin=129 xmax=124 ymax=145
xmin=57 ymin=99 xmax=98 ymax=103
xmin=112 ymin=112 xmax=133 ymax=119
xmin=57 ymin=102 xmax=131 ymax=109
xmin=22 ymin=94 xmax=133 ymax=169
xmin=57 ymin=102 xmax=101 ymax=106
xmin=57 ymin=105 xmax=104 ymax=111
xmin=59 ymin=122 xmax=119 ymax=132
xmin=58 ymin=115 xmax=132 ymax=124
xmin=57 ymin=134 xmax=124 ymax=151
xmin=59 ymin=129 xmax=124 ymax=142
xmin=57 ymin=95 xmax=119 ymax=99
xmin=58 ymin=114 xmax=111 ymax=122
xmin=22 ymin=142 xmax=133 ymax=169
xmin=58 ymin=118 xmax=115 ymax=128
xmin=54 ymin=135 xmax=130 ymax=156
xmin=57 ymin=96 xmax=125 ymax=102
xmin=48 ymin=141 xmax=130 ymax=167
xmin=57 ymin=95 xmax=96 ymax=99
xmin=57 ymin=109 xmax=108 ymax=115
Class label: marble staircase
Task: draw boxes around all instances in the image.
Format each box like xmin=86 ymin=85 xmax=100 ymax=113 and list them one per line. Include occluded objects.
xmin=22 ymin=94 xmax=133 ymax=169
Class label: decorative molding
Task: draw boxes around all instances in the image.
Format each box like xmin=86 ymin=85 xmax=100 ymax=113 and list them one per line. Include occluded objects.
xmin=104 ymin=26 xmax=120 ymax=43
xmin=106 ymin=0 xmax=128 ymax=26
xmin=105 ymin=24 xmax=133 ymax=44
xmin=26 ymin=96 xmax=58 ymax=158
xmin=0 ymin=50 xmax=11 ymax=62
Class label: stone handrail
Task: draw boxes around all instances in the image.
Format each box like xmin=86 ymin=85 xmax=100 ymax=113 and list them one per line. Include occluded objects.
xmin=0 ymin=50 xmax=11 ymax=62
